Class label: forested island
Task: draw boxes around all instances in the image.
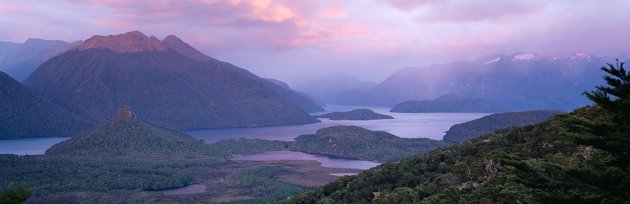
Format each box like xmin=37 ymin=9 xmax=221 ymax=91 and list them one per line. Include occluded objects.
xmin=390 ymin=94 xmax=507 ymax=113
xmin=316 ymin=109 xmax=394 ymax=120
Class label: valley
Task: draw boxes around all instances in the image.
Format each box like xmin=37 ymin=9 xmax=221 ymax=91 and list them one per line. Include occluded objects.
xmin=1 ymin=4 xmax=628 ymax=202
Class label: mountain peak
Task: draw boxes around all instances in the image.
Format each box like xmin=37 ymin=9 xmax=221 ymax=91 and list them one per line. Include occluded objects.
xmin=163 ymin=34 xmax=183 ymax=42
xmin=162 ymin=34 xmax=214 ymax=62
xmin=77 ymin=31 xmax=168 ymax=53
xmin=115 ymin=106 xmax=135 ymax=121
xmin=512 ymin=53 xmax=537 ymax=61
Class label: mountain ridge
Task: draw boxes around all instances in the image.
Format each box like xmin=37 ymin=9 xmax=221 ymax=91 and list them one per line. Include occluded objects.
xmin=0 ymin=71 xmax=93 ymax=139
xmin=24 ymin=31 xmax=319 ymax=130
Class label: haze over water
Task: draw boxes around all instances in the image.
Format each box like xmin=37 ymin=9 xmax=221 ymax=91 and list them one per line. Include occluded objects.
xmin=188 ymin=105 xmax=488 ymax=143
xmin=0 ymin=106 xmax=487 ymax=155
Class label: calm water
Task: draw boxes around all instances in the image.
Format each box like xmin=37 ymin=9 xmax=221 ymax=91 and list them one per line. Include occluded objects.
xmin=0 ymin=106 xmax=488 ymax=155
xmin=232 ymin=151 xmax=380 ymax=170
xmin=159 ymin=184 xmax=207 ymax=195
xmin=188 ymin=105 xmax=488 ymax=143
xmin=0 ymin=137 xmax=70 ymax=155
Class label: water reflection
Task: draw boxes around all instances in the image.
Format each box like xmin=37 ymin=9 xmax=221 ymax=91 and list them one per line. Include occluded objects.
xmin=232 ymin=151 xmax=380 ymax=170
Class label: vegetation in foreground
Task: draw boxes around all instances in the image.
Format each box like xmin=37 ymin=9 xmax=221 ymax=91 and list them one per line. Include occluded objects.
xmin=284 ymin=61 xmax=630 ymax=203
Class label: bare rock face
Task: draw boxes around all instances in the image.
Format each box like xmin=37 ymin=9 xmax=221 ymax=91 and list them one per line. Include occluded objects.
xmin=115 ymin=106 xmax=135 ymax=120
xmin=77 ymin=31 xmax=168 ymax=53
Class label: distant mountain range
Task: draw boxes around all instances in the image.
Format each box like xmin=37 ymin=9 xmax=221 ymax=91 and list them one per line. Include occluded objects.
xmin=0 ymin=71 xmax=93 ymax=139
xmin=335 ymin=52 xmax=627 ymax=111
xmin=0 ymin=39 xmax=78 ymax=81
xmin=390 ymin=94 xmax=507 ymax=113
xmin=292 ymin=75 xmax=377 ymax=104
xmin=24 ymin=31 xmax=319 ymax=130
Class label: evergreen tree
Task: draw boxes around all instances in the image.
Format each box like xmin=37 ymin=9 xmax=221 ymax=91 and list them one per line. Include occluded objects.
xmin=581 ymin=59 xmax=630 ymax=163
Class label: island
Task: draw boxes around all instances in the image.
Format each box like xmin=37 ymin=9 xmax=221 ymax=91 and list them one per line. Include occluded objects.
xmin=316 ymin=109 xmax=394 ymax=120
xmin=390 ymin=94 xmax=508 ymax=113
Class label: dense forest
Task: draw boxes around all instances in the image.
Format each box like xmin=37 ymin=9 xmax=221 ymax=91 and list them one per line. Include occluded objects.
xmin=289 ymin=126 xmax=449 ymax=162
xmin=443 ymin=110 xmax=563 ymax=143
xmin=283 ymin=61 xmax=630 ymax=203
xmin=0 ymin=71 xmax=94 ymax=139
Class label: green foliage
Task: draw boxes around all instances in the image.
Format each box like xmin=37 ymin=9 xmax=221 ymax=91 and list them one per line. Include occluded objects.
xmin=222 ymin=166 xmax=303 ymax=204
xmin=580 ymin=60 xmax=630 ymax=163
xmin=208 ymin=138 xmax=289 ymax=157
xmin=289 ymin=126 xmax=449 ymax=162
xmin=45 ymin=118 xmax=219 ymax=160
xmin=0 ymin=186 xmax=30 ymax=204
xmin=444 ymin=110 xmax=563 ymax=143
xmin=284 ymin=107 xmax=630 ymax=203
xmin=583 ymin=59 xmax=630 ymax=114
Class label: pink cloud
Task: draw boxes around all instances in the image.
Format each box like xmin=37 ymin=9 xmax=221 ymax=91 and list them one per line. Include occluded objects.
xmin=0 ymin=3 xmax=35 ymax=15
xmin=54 ymin=0 xmax=363 ymax=49
xmin=383 ymin=0 xmax=547 ymax=22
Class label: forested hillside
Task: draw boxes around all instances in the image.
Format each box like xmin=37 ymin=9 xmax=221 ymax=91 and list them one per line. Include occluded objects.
xmin=443 ymin=110 xmax=563 ymax=143
xmin=284 ymin=61 xmax=630 ymax=203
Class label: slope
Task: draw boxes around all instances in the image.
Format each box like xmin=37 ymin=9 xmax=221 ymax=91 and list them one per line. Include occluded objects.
xmin=444 ymin=110 xmax=563 ymax=143
xmin=0 ymin=71 xmax=93 ymax=139
xmin=285 ymin=107 xmax=630 ymax=203
xmin=163 ymin=35 xmax=324 ymax=113
xmin=24 ymin=31 xmax=318 ymax=130
xmin=390 ymin=94 xmax=508 ymax=113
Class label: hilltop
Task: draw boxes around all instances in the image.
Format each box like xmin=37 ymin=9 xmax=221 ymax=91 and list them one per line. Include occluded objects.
xmin=24 ymin=31 xmax=318 ymax=130
xmin=46 ymin=106 xmax=213 ymax=160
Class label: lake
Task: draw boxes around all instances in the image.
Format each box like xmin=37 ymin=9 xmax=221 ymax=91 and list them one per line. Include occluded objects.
xmin=188 ymin=105 xmax=489 ymax=143
xmin=0 ymin=106 xmax=488 ymax=155
xmin=232 ymin=151 xmax=380 ymax=170
xmin=0 ymin=137 xmax=69 ymax=155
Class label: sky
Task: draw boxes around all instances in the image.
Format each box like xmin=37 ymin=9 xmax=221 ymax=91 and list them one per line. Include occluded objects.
xmin=1 ymin=0 xmax=629 ymax=84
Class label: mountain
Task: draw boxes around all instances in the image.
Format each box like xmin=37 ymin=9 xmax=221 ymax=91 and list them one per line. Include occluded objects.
xmin=24 ymin=31 xmax=318 ymax=130
xmin=316 ymin=109 xmax=394 ymax=120
xmin=336 ymin=52 xmax=615 ymax=110
xmin=390 ymin=94 xmax=508 ymax=113
xmin=162 ymin=35 xmax=324 ymax=113
xmin=263 ymin=78 xmax=324 ymax=113
xmin=0 ymin=38 xmax=77 ymax=81
xmin=0 ymin=71 xmax=93 ymax=139
xmin=443 ymin=110 xmax=563 ymax=143
xmin=46 ymin=106 xmax=211 ymax=159
xmin=284 ymin=106 xmax=630 ymax=203
xmin=289 ymin=126 xmax=449 ymax=162
xmin=292 ymin=74 xmax=377 ymax=104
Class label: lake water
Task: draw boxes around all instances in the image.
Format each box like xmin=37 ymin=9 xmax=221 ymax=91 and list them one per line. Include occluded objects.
xmin=0 ymin=137 xmax=70 ymax=155
xmin=188 ymin=105 xmax=489 ymax=143
xmin=0 ymin=105 xmax=488 ymax=155
xmin=232 ymin=151 xmax=380 ymax=170
xmin=159 ymin=184 xmax=207 ymax=195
